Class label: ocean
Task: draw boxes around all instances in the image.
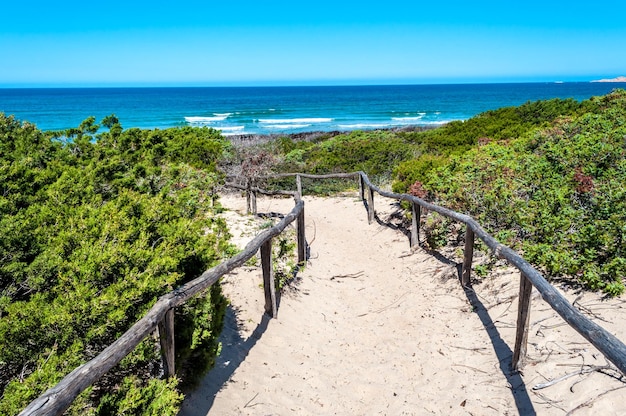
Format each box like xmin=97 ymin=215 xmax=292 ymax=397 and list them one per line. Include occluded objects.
xmin=0 ymin=83 xmax=624 ymax=135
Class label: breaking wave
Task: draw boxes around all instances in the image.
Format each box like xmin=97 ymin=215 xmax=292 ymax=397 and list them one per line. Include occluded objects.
xmin=264 ymin=124 xmax=312 ymax=129
xmin=257 ymin=118 xmax=333 ymax=124
xmin=216 ymin=126 xmax=244 ymax=131
xmin=391 ymin=114 xmax=426 ymax=121
xmin=337 ymin=123 xmax=391 ymax=129
xmin=184 ymin=114 xmax=230 ymax=124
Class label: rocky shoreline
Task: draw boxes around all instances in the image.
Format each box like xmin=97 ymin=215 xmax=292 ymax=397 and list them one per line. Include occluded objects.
xmin=226 ymin=124 xmax=439 ymax=146
xmin=591 ymin=75 xmax=626 ymax=83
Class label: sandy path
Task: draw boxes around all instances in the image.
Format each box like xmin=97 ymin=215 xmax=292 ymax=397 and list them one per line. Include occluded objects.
xmin=179 ymin=193 xmax=626 ymax=415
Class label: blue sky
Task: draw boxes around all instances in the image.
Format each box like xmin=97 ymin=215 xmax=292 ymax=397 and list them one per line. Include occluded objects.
xmin=1 ymin=1 xmax=625 ymax=86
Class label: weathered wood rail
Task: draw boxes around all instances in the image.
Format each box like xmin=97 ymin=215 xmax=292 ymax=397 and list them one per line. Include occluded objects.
xmin=20 ymin=170 xmax=626 ymax=415
xmin=354 ymin=171 xmax=626 ymax=374
xmin=19 ymin=197 xmax=306 ymax=416
xmin=254 ymin=171 xmax=626 ymax=375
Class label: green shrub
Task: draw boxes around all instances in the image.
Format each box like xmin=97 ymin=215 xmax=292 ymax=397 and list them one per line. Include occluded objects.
xmin=96 ymin=376 xmax=183 ymax=416
xmin=423 ymin=89 xmax=626 ymax=295
xmin=392 ymin=154 xmax=447 ymax=194
xmin=0 ymin=114 xmax=231 ymax=413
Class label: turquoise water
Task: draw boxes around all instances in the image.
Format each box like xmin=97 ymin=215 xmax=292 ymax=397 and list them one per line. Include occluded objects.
xmin=0 ymin=83 xmax=623 ymax=135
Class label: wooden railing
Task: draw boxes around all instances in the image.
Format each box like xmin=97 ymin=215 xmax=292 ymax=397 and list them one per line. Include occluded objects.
xmin=19 ymin=196 xmax=306 ymax=416
xmin=20 ymin=171 xmax=626 ymax=415
xmin=244 ymin=171 xmax=626 ymax=375
xmin=352 ymin=172 xmax=626 ymax=374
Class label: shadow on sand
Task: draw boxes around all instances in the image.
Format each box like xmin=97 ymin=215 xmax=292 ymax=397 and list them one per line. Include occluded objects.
xmin=457 ymin=265 xmax=537 ymax=415
xmin=178 ymin=306 xmax=271 ymax=416
xmin=181 ymin=199 xmax=536 ymax=415
xmin=369 ymin=198 xmax=537 ymax=415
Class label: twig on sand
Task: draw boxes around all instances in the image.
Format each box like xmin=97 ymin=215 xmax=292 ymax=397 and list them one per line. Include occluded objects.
xmin=533 ymin=372 xmax=581 ymax=390
xmin=566 ymin=385 xmax=626 ymax=415
xmin=531 ymin=390 xmax=567 ymax=412
xmin=331 ymin=271 xmax=364 ymax=280
xmin=452 ymin=363 xmax=489 ymax=374
xmin=532 ymin=364 xmax=618 ymax=390
xmin=304 ymin=219 xmax=319 ymax=264
xmin=358 ymin=292 xmax=408 ymax=317
xmin=573 ymin=295 xmax=612 ymax=323
xmin=531 ymin=315 xmax=555 ymax=327
xmin=486 ymin=295 xmax=516 ymax=312
xmin=448 ymin=345 xmax=489 ymax=354
xmin=244 ymin=392 xmax=261 ymax=408
xmin=308 ymin=219 xmax=317 ymax=247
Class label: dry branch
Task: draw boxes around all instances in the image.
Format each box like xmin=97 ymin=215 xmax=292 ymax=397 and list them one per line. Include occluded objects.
xmin=330 ymin=271 xmax=365 ymax=280
xmin=565 ymin=386 xmax=626 ymax=415
xmin=532 ymin=364 xmax=619 ymax=390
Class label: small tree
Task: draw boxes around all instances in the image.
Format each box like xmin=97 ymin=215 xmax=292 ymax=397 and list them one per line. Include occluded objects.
xmin=225 ymin=146 xmax=279 ymax=214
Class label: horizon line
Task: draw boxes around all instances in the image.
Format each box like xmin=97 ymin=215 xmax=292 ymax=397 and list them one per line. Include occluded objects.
xmin=0 ymin=79 xmax=613 ymax=89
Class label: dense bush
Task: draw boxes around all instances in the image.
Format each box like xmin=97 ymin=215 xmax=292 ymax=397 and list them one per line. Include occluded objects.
xmin=424 ymin=90 xmax=626 ymax=295
xmin=391 ymin=97 xmax=595 ymax=194
xmin=0 ymin=114 xmax=232 ymax=414
xmin=278 ymin=130 xmax=414 ymax=181
xmin=226 ymin=90 xmax=626 ymax=296
xmin=262 ymin=97 xmax=591 ymax=196
xmin=392 ymin=154 xmax=446 ymax=194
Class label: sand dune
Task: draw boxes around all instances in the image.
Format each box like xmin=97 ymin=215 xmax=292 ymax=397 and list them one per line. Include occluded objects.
xmin=179 ymin=193 xmax=626 ymax=415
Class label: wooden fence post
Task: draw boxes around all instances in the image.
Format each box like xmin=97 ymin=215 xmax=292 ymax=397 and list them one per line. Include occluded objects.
xmin=296 ymin=174 xmax=303 ymax=197
xmin=245 ymin=179 xmax=252 ymax=214
xmin=251 ymin=189 xmax=257 ymax=215
xmin=359 ymin=175 xmax=365 ymax=201
xmin=158 ymin=308 xmax=175 ymax=378
xmin=366 ymin=186 xmax=375 ymax=224
xmin=297 ymin=208 xmax=306 ymax=265
xmin=512 ymin=272 xmax=533 ymax=371
xmin=461 ymin=226 xmax=474 ymax=287
xmin=411 ymin=201 xmax=421 ymax=248
xmin=261 ymin=239 xmax=278 ymax=317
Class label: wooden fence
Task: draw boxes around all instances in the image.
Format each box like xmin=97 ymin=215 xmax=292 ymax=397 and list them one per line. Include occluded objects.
xmin=245 ymin=171 xmax=626 ymax=375
xmin=352 ymin=171 xmax=626 ymax=374
xmin=19 ymin=196 xmax=306 ymax=416
xmin=19 ymin=171 xmax=626 ymax=415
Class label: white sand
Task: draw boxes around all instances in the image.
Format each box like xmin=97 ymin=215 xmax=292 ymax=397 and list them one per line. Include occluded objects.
xmin=179 ymin=193 xmax=626 ymax=415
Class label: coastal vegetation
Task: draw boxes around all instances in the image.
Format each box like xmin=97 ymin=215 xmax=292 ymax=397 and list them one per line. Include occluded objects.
xmin=2 ymin=88 xmax=625 ymax=414
xmin=0 ymin=115 xmax=232 ymax=414
xmin=425 ymin=90 xmax=626 ymax=295
xmin=260 ymin=90 xmax=626 ymax=295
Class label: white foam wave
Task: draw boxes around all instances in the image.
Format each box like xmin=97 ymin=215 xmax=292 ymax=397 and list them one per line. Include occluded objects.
xmin=420 ymin=120 xmax=451 ymax=126
xmin=264 ymin=124 xmax=312 ymax=129
xmin=392 ymin=115 xmax=425 ymax=121
xmin=337 ymin=123 xmax=390 ymax=129
xmin=216 ymin=126 xmax=244 ymax=131
xmin=214 ymin=113 xmax=232 ymax=117
xmin=185 ymin=115 xmax=228 ymax=123
xmin=258 ymin=118 xmax=332 ymax=124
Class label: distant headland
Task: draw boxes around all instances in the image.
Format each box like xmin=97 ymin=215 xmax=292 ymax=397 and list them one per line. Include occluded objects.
xmin=591 ymin=76 xmax=626 ymax=83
